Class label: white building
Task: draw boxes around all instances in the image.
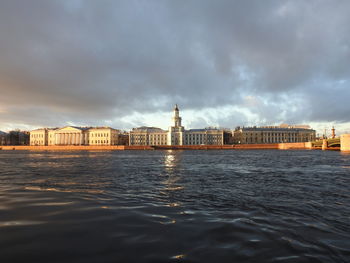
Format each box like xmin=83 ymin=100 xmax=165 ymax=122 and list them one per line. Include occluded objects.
xmin=129 ymin=105 xmax=228 ymax=146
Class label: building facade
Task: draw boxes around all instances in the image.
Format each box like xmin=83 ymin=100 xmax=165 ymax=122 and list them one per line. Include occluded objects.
xmin=233 ymin=125 xmax=316 ymax=144
xmin=184 ymin=129 xmax=225 ymax=145
xmin=51 ymin=126 xmax=89 ymax=145
xmin=30 ymin=126 xmax=125 ymax=146
xmin=88 ymin=127 xmax=120 ymax=146
xmin=129 ymin=105 xmax=230 ymax=146
xmin=30 ymin=128 xmax=48 ymax=146
xmin=129 ymin=127 xmax=168 ymax=146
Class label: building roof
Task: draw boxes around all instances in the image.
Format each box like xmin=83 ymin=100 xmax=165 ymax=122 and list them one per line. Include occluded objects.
xmin=187 ymin=128 xmax=223 ymax=132
xmin=88 ymin=126 xmax=117 ymax=131
xmin=131 ymin=126 xmax=167 ymax=132
xmin=68 ymin=126 xmax=90 ymax=130
xmin=51 ymin=126 xmax=89 ymax=132
xmin=30 ymin=127 xmax=58 ymax=132
xmin=239 ymin=127 xmax=315 ymax=132
xmin=31 ymin=128 xmax=48 ymax=132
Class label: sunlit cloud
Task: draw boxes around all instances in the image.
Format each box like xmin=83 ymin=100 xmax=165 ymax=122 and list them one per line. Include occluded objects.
xmin=0 ymin=0 xmax=349 ymax=134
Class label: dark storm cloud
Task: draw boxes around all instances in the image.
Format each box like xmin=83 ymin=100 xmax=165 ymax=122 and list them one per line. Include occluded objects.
xmin=0 ymin=0 xmax=350 ymax=129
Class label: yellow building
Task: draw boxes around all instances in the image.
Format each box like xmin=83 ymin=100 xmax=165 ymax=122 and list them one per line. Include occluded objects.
xmin=233 ymin=125 xmax=316 ymax=144
xmin=52 ymin=126 xmax=89 ymax=145
xmin=48 ymin=129 xmax=57 ymax=145
xmin=30 ymin=128 xmax=48 ymax=146
xmin=30 ymin=126 xmax=123 ymax=146
xmin=129 ymin=127 xmax=168 ymax=146
xmin=88 ymin=127 xmax=119 ymax=145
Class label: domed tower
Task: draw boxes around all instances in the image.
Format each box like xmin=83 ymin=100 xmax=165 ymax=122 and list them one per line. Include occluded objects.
xmin=172 ymin=104 xmax=182 ymax=127
xmin=167 ymin=104 xmax=184 ymax=145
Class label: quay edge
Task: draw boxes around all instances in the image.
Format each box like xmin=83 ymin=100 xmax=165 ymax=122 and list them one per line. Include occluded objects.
xmin=0 ymin=143 xmax=338 ymax=151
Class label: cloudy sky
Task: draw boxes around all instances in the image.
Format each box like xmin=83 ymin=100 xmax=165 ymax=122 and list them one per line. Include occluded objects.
xmin=0 ymin=0 xmax=349 ymax=135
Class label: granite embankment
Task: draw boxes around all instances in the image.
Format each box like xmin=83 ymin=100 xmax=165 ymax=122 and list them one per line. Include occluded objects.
xmin=0 ymin=143 xmax=316 ymax=151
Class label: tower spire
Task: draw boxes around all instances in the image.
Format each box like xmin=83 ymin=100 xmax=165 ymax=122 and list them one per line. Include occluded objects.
xmin=172 ymin=104 xmax=181 ymax=127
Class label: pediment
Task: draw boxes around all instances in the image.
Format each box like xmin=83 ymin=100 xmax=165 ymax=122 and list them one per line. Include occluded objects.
xmin=56 ymin=126 xmax=84 ymax=132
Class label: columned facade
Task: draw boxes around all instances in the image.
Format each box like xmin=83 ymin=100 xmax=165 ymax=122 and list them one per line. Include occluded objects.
xmin=54 ymin=132 xmax=84 ymax=145
xmin=52 ymin=127 xmax=87 ymax=145
xmin=233 ymin=125 xmax=316 ymax=144
xmin=30 ymin=126 xmax=124 ymax=146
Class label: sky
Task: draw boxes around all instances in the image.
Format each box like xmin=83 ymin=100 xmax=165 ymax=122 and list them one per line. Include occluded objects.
xmin=0 ymin=0 xmax=349 ymax=136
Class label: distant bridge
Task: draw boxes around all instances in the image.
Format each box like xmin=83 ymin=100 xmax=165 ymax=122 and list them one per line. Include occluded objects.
xmin=312 ymin=138 xmax=340 ymax=148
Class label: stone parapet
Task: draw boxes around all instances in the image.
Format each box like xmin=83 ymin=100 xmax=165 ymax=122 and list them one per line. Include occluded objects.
xmin=278 ymin=142 xmax=309 ymax=150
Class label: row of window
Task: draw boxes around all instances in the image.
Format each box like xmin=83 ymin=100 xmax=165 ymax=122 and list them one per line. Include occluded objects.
xmin=90 ymin=133 xmax=109 ymax=137
xmin=244 ymin=138 xmax=307 ymax=143
xmin=31 ymin=134 xmax=44 ymax=138
xmin=245 ymin=132 xmax=313 ymax=136
xmin=89 ymin=140 xmax=109 ymax=144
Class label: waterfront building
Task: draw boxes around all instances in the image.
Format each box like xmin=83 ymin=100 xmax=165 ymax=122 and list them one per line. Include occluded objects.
xmin=88 ymin=127 xmax=119 ymax=146
xmin=30 ymin=128 xmax=48 ymax=146
xmin=52 ymin=126 xmax=89 ymax=145
xmin=48 ymin=129 xmax=57 ymax=145
xmin=184 ymin=128 xmax=225 ymax=145
xmin=118 ymin=132 xmax=130 ymax=146
xmin=129 ymin=127 xmax=168 ymax=146
xmin=0 ymin=131 xmax=7 ymax=145
xmin=129 ymin=105 xmax=230 ymax=146
xmin=233 ymin=125 xmax=316 ymax=144
xmin=30 ymin=126 xmax=125 ymax=146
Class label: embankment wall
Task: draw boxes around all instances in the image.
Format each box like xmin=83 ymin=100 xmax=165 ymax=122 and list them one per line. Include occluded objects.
xmin=1 ymin=144 xmax=282 ymax=151
xmin=0 ymin=145 xmax=127 ymax=151
xmin=2 ymin=142 xmax=342 ymax=151
xmin=278 ymin=142 xmax=312 ymax=150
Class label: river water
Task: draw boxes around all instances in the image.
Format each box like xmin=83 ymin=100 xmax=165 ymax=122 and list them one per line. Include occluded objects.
xmin=0 ymin=150 xmax=349 ymax=263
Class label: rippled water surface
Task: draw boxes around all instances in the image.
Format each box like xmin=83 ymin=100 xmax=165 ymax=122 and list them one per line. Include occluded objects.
xmin=0 ymin=150 xmax=349 ymax=263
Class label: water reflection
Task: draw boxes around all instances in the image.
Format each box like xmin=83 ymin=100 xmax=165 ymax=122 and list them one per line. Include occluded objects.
xmin=162 ymin=150 xmax=183 ymax=190
xmin=160 ymin=151 xmax=184 ymax=209
xmin=24 ymin=186 xmax=104 ymax=194
xmin=164 ymin=150 xmax=181 ymax=171
xmin=0 ymin=220 xmax=45 ymax=227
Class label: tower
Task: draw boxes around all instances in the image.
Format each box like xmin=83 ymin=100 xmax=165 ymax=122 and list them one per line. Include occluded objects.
xmin=167 ymin=104 xmax=184 ymax=145
xmin=172 ymin=104 xmax=182 ymax=127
